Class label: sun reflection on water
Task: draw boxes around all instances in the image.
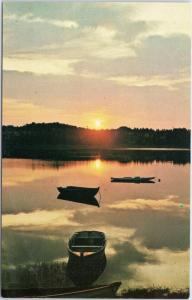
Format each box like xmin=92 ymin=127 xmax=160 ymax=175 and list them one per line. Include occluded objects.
xmin=90 ymin=158 xmax=103 ymax=171
xmin=95 ymin=158 xmax=102 ymax=169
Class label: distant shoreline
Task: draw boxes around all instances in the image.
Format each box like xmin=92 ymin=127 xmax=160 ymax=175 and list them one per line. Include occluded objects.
xmin=2 ymin=147 xmax=190 ymax=165
xmin=3 ymin=123 xmax=190 ymax=163
xmin=3 ymin=123 xmax=190 ymax=150
xmin=109 ymin=147 xmax=190 ymax=151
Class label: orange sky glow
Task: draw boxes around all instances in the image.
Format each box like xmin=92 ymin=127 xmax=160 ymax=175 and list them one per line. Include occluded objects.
xmin=3 ymin=2 xmax=191 ymax=129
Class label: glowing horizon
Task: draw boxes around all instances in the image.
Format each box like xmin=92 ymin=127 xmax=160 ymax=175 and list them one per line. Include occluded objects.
xmin=3 ymin=2 xmax=190 ymax=129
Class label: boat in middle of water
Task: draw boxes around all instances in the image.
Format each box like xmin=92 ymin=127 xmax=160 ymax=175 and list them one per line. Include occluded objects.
xmin=111 ymin=176 xmax=155 ymax=183
xmin=57 ymin=186 xmax=100 ymax=198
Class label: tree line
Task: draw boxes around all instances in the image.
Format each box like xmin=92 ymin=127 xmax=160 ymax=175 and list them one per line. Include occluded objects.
xmin=3 ymin=122 xmax=190 ymax=150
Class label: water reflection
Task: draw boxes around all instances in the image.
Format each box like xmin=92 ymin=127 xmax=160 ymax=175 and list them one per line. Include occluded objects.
xmin=67 ymin=252 xmax=106 ymax=286
xmin=91 ymin=158 xmax=103 ymax=170
xmin=58 ymin=193 xmax=100 ymax=207
xmin=4 ymin=149 xmax=190 ymax=165
xmin=2 ymin=156 xmax=190 ymax=291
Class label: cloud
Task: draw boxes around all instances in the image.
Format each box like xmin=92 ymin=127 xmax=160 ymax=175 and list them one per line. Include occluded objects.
xmin=20 ymin=25 xmax=136 ymax=61
xmin=2 ymin=209 xmax=79 ymax=228
xmin=108 ymin=75 xmax=189 ymax=90
xmin=134 ymin=248 xmax=189 ymax=289
xmin=4 ymin=13 xmax=79 ymax=29
xmin=74 ymin=33 xmax=190 ymax=79
xmin=73 ymin=205 xmax=189 ymax=251
xmin=130 ymin=3 xmax=190 ymax=37
xmin=2 ymin=3 xmax=190 ymax=129
xmin=3 ymin=6 xmax=190 ymax=75
xmin=79 ymin=26 xmax=136 ymax=59
xmin=71 ymin=33 xmax=190 ymax=91
xmin=97 ymin=240 xmax=157 ymax=286
xmin=4 ymin=57 xmax=78 ymax=76
xmin=108 ymin=195 xmax=189 ymax=212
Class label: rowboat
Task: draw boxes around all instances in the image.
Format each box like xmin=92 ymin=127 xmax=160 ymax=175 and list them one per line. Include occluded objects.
xmin=2 ymin=282 xmax=121 ymax=298
xmin=57 ymin=186 xmax=100 ymax=198
xmin=111 ymin=176 xmax=155 ymax=183
xmin=67 ymin=231 xmax=106 ymax=285
xmin=57 ymin=193 xmax=100 ymax=207
xmin=68 ymin=231 xmax=106 ymax=259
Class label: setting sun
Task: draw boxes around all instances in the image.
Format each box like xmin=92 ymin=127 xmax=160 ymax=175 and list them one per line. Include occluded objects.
xmin=95 ymin=119 xmax=102 ymax=129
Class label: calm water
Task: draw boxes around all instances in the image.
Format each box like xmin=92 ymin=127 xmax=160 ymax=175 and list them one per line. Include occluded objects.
xmin=2 ymin=155 xmax=190 ymax=290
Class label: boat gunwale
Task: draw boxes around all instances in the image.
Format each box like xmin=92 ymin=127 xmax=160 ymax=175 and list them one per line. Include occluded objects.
xmin=36 ymin=281 xmax=121 ymax=298
xmin=57 ymin=186 xmax=100 ymax=191
xmin=2 ymin=282 xmax=121 ymax=298
xmin=68 ymin=231 xmax=106 ymax=255
xmin=67 ymin=244 xmax=106 ymax=256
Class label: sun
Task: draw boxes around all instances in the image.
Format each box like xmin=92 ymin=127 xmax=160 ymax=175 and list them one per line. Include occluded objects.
xmin=95 ymin=119 xmax=102 ymax=129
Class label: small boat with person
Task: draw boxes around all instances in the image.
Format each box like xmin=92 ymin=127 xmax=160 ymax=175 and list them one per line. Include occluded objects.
xmin=111 ymin=176 xmax=155 ymax=183
xmin=57 ymin=186 xmax=100 ymax=198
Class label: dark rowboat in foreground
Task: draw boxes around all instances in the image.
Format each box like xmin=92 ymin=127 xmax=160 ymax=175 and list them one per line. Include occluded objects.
xmin=67 ymin=231 xmax=106 ymax=286
xmin=2 ymin=282 xmax=121 ymax=298
xmin=57 ymin=186 xmax=100 ymax=198
xmin=111 ymin=176 xmax=155 ymax=183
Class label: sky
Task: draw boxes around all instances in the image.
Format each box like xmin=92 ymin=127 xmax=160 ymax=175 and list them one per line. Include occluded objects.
xmin=3 ymin=1 xmax=191 ymax=129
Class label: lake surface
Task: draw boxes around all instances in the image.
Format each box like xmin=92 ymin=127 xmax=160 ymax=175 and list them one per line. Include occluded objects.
xmin=2 ymin=154 xmax=190 ymax=291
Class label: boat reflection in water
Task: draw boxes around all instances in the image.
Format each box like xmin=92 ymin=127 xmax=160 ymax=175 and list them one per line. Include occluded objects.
xmin=57 ymin=193 xmax=100 ymax=207
xmin=67 ymin=231 xmax=106 ymax=286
